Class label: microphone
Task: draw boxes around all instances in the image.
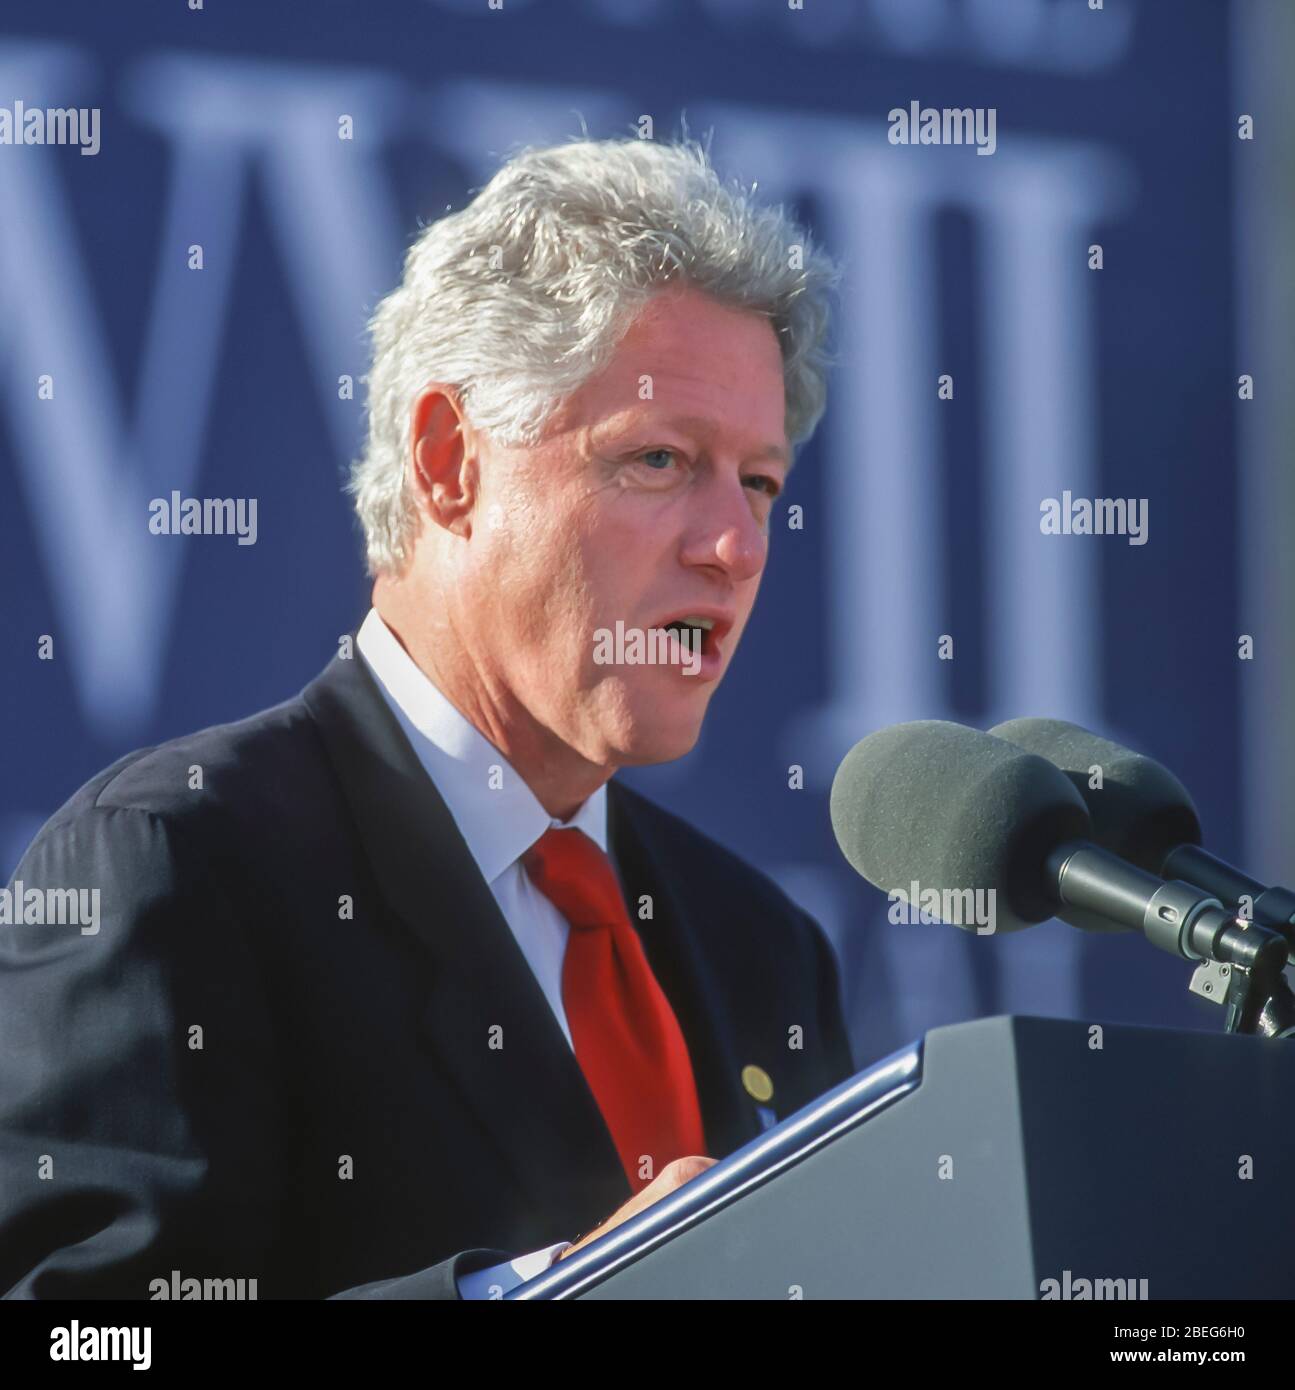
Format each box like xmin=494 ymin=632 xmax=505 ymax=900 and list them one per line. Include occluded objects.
xmin=828 ymin=720 xmax=1239 ymax=954
xmin=828 ymin=719 xmax=1088 ymax=933
xmin=830 ymin=720 xmax=1294 ymax=1036
xmin=989 ymin=717 xmax=1295 ymax=962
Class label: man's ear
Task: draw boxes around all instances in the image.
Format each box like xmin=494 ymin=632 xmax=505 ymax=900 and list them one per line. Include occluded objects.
xmin=409 ymin=384 xmax=476 ymax=538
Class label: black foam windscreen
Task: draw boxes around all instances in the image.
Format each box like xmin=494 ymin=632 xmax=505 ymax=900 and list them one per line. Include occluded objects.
xmin=829 ymin=720 xmax=1091 ymax=933
xmin=988 ymin=718 xmax=1202 ymax=875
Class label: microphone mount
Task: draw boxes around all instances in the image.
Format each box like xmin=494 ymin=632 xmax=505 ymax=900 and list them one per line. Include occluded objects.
xmin=1048 ymin=842 xmax=1295 ymax=1039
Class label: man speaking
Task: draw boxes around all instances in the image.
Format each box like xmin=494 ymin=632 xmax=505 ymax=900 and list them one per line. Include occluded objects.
xmin=0 ymin=136 xmax=852 ymax=1299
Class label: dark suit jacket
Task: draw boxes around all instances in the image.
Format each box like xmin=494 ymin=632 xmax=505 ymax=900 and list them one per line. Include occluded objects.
xmin=0 ymin=650 xmax=854 ymax=1299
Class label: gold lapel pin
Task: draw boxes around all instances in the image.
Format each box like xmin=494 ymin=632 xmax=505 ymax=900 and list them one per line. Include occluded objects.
xmin=741 ymin=1064 xmax=774 ymax=1104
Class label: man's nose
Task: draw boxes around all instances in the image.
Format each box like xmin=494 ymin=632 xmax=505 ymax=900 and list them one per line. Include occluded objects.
xmin=680 ymin=478 xmax=768 ymax=582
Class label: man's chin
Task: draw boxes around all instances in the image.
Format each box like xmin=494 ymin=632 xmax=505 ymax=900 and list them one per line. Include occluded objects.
xmin=610 ymin=717 xmax=704 ymax=768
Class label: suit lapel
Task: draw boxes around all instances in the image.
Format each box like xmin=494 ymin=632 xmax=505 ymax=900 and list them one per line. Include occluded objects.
xmin=301 ymin=653 xmax=628 ymax=1222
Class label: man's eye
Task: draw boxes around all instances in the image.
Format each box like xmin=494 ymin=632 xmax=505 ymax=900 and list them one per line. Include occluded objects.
xmin=639 ymin=449 xmax=678 ymax=471
xmin=745 ymin=475 xmax=781 ymax=498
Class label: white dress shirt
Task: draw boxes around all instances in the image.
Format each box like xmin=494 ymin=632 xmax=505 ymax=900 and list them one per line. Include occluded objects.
xmin=356 ymin=608 xmax=597 ymax=1296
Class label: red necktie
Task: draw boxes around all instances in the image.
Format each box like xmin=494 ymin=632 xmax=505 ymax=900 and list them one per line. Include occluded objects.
xmin=522 ymin=827 xmax=707 ymax=1192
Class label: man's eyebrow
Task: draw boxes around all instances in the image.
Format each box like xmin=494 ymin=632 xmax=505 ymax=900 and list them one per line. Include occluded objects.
xmin=634 ymin=414 xmax=792 ymax=468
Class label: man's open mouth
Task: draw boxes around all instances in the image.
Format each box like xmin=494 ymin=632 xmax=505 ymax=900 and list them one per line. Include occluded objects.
xmin=649 ymin=609 xmax=734 ymax=665
xmin=661 ymin=616 xmax=716 ymax=655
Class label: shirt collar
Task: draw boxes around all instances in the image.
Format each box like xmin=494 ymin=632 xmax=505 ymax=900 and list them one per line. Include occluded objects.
xmin=355 ymin=607 xmax=608 ymax=886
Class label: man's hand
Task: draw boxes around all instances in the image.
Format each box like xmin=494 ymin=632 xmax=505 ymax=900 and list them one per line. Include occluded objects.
xmin=556 ymin=1155 xmax=718 ymax=1260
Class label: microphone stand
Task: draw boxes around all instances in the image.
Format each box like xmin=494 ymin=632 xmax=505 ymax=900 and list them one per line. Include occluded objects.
xmin=1139 ymin=848 xmax=1295 ymax=1035
xmin=1048 ymin=842 xmax=1295 ymax=1039
xmin=1190 ymin=932 xmax=1295 ymax=1039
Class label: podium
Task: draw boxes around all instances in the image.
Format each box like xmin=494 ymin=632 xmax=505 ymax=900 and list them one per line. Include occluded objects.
xmin=512 ymin=1015 xmax=1293 ymax=1299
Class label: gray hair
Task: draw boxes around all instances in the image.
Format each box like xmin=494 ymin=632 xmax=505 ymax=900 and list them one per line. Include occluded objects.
xmin=349 ymin=136 xmax=840 ymax=575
